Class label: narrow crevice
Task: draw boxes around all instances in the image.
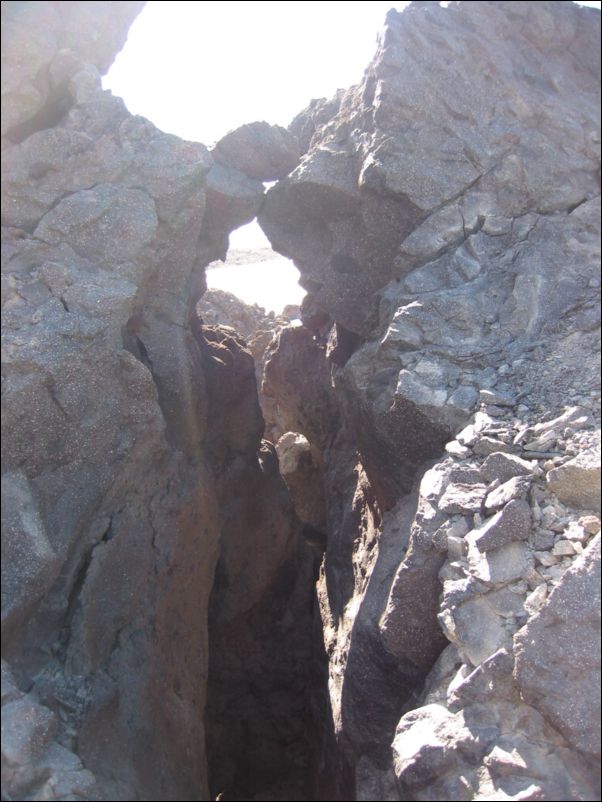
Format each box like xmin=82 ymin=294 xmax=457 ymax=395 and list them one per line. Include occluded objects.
xmin=200 ymin=236 xmax=456 ymax=798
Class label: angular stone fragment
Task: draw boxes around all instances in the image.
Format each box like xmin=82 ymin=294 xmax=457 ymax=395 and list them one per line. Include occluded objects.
xmin=467 ymin=499 xmax=532 ymax=553
xmin=445 ymin=440 xmax=471 ymax=458
xmin=392 ymin=704 xmax=489 ymax=794
xmin=473 ymin=437 xmax=516 ymax=456
xmin=479 ymin=389 xmax=514 ymax=407
xmin=468 ymin=541 xmax=533 ymax=588
xmin=485 ymin=475 xmax=531 ymax=512
xmin=396 ymin=370 xmax=447 ymax=407
xmin=448 ymin=385 xmax=478 ymax=413
xmin=552 ymin=539 xmax=577 ymax=556
xmin=580 ymin=515 xmax=601 ymax=535
xmin=1 ymin=696 xmax=57 ymax=773
xmin=481 ymin=452 xmax=534 ymax=484
xmin=439 ymin=483 xmax=488 ymax=515
xmin=523 ymin=582 xmax=547 ymax=616
xmin=531 ymin=406 xmax=594 ymax=439
xmin=439 ymin=594 xmax=512 ymax=667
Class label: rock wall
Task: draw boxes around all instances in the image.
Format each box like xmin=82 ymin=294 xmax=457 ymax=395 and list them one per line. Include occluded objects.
xmin=258 ymin=1 xmax=601 ymax=799
xmin=1 ymin=3 xmax=323 ymax=801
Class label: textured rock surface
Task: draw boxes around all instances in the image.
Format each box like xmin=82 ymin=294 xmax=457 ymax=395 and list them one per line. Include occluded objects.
xmin=514 ymin=534 xmax=601 ymax=757
xmin=212 ymin=120 xmax=301 ymax=181
xmin=1 ymin=4 xmax=322 ymax=801
xmin=546 ymin=434 xmax=601 ymax=511
xmin=2 ymin=1 xmax=601 ymax=801
xmin=1 ymin=0 xmax=145 ymax=141
xmin=255 ymin=2 xmax=601 ymax=800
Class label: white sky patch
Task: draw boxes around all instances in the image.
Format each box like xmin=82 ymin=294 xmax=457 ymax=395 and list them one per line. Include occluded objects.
xmin=207 ymin=254 xmax=305 ymax=314
xmin=229 ymin=220 xmax=272 ymax=250
xmin=104 ymin=0 xmax=414 ymax=144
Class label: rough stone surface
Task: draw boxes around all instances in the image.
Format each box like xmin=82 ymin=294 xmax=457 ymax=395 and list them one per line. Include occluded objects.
xmin=485 ymin=475 xmax=532 ymax=512
xmin=467 ymin=499 xmax=532 ymax=553
xmin=514 ymin=535 xmax=601 ymax=757
xmin=212 ymin=120 xmax=300 ymax=180
xmin=547 ymin=435 xmax=601 ymax=511
xmin=1 ymin=5 xmax=324 ymax=801
xmin=481 ymin=452 xmax=534 ymax=484
xmin=256 ymin=3 xmax=601 ymax=798
xmin=1 ymin=1 xmax=145 ymax=140
xmin=439 ymin=483 xmax=488 ymax=515
xmin=3 ymin=2 xmax=601 ymax=801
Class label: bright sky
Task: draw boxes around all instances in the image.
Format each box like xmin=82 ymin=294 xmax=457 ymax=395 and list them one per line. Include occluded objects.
xmin=104 ymin=0 xmax=601 ymax=307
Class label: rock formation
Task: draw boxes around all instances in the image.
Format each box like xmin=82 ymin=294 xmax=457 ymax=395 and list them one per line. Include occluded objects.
xmin=2 ymin=1 xmax=601 ymax=801
xmin=2 ymin=3 xmax=322 ymax=801
xmin=258 ymin=1 xmax=601 ymax=799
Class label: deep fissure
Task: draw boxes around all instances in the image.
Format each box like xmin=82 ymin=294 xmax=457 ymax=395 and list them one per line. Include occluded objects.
xmin=197 ymin=220 xmax=453 ymax=800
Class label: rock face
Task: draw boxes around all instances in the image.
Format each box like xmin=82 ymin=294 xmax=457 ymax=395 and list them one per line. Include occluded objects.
xmin=1 ymin=4 xmax=323 ymax=801
xmin=2 ymin=2 xmax=601 ymax=802
xmin=1 ymin=0 xmax=145 ymax=142
xmin=255 ymin=1 xmax=601 ymax=799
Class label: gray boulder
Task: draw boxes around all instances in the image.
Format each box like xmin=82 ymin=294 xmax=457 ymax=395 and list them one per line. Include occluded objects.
xmin=212 ymin=120 xmax=300 ymax=180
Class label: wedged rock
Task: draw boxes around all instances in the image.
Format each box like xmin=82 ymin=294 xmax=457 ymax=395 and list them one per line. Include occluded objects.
xmin=392 ymin=703 xmax=492 ymax=797
xmin=202 ymin=163 xmax=264 ymax=251
xmin=212 ymin=120 xmax=300 ymax=180
xmin=514 ymin=534 xmax=601 ymax=757
xmin=380 ymin=544 xmax=448 ymax=672
xmin=439 ymin=593 xmax=512 ymax=668
xmin=275 ymin=431 xmax=327 ymax=533
xmin=468 ymin=541 xmax=533 ymax=588
xmin=263 ymin=324 xmax=339 ymax=452
xmin=547 ymin=435 xmax=601 ymax=512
